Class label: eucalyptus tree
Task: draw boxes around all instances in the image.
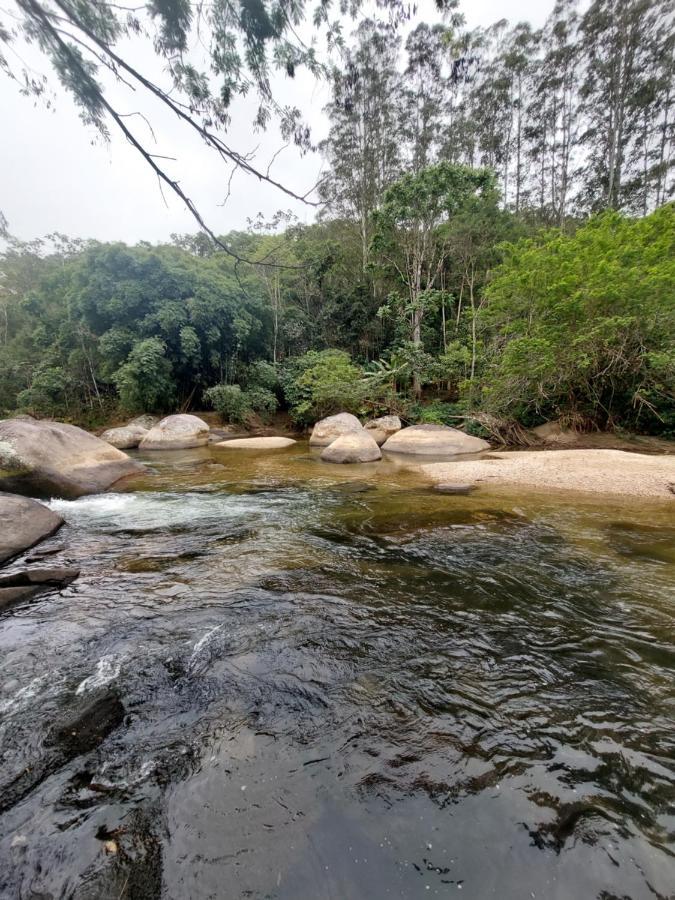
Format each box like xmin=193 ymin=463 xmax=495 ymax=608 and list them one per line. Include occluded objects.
xmin=401 ymin=22 xmax=448 ymax=173
xmin=578 ymin=0 xmax=672 ymax=212
xmin=525 ymin=0 xmax=581 ymax=225
xmin=320 ymin=18 xmax=403 ymax=272
xmin=1 ymin=0 xmax=457 ymax=260
xmin=371 ymin=162 xmax=495 ymax=397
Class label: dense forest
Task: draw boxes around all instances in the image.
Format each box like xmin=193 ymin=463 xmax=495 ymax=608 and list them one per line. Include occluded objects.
xmin=1 ymin=0 xmax=673 ymax=436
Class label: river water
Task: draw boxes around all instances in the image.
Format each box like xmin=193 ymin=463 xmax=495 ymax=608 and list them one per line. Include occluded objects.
xmin=1 ymin=443 xmax=673 ymax=899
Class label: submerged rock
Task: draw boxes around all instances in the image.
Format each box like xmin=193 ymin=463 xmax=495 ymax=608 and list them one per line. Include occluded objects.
xmin=321 ymin=431 xmax=382 ymax=464
xmin=364 ymin=415 xmax=402 ymax=446
xmin=101 ymin=424 xmax=148 ymax=449
xmin=434 ymin=483 xmax=475 ymax=495
xmin=382 ymin=424 xmax=490 ymax=456
xmin=309 ymin=412 xmax=363 ymax=447
xmin=215 ymin=436 xmax=297 ymax=450
xmin=139 ymin=414 xmax=210 ymax=450
xmin=0 ymin=493 xmax=64 ymax=564
xmin=46 ymin=689 xmax=125 ymax=755
xmin=0 ymin=418 xmax=144 ymax=498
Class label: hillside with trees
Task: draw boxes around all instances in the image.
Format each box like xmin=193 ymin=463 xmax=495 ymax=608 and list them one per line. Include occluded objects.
xmin=1 ymin=0 xmax=673 ymax=437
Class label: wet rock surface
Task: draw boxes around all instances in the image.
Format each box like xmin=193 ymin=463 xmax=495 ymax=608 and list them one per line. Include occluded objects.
xmin=0 ymin=449 xmax=673 ymax=899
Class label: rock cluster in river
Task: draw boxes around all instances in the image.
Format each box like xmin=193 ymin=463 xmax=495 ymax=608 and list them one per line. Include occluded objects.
xmin=311 ymin=413 xmax=489 ymax=463
xmin=0 ymin=417 xmax=144 ymax=498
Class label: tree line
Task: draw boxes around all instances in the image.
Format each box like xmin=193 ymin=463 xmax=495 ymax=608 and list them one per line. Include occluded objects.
xmin=0 ymin=0 xmax=673 ymax=437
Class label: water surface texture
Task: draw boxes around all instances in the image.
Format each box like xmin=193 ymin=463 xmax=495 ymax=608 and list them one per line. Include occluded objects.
xmin=1 ymin=445 xmax=674 ymax=899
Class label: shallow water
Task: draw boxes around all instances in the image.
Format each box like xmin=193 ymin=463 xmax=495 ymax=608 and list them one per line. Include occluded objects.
xmin=1 ymin=443 xmax=674 ymax=899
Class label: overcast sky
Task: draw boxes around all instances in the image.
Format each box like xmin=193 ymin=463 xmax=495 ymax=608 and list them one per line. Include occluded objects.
xmin=1 ymin=0 xmax=550 ymax=244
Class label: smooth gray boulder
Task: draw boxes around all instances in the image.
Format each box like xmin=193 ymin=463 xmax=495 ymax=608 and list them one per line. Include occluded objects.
xmin=0 ymin=418 xmax=144 ymax=498
xmin=215 ymin=437 xmax=296 ymax=450
xmin=382 ymin=424 xmax=490 ymax=456
xmin=139 ymin=414 xmax=210 ymax=450
xmin=100 ymin=424 xmax=148 ymax=449
xmin=309 ymin=413 xmax=363 ymax=447
xmin=0 ymin=493 xmax=64 ymax=564
xmin=320 ymin=430 xmax=382 ymax=464
xmin=128 ymin=414 xmax=159 ymax=430
xmin=364 ymin=415 xmax=402 ymax=446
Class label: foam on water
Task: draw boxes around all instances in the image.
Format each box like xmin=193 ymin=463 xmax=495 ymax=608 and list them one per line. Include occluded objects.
xmin=76 ymin=654 xmax=122 ymax=694
xmin=48 ymin=491 xmax=262 ymax=532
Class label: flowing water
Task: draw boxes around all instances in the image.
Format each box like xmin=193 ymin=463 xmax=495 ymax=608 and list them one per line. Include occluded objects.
xmin=1 ymin=444 xmax=674 ymax=899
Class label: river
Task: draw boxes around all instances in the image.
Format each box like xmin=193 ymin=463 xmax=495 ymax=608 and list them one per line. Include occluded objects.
xmin=1 ymin=443 xmax=673 ymax=899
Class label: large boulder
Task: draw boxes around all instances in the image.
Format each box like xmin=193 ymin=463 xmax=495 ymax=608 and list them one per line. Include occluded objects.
xmin=0 ymin=494 xmax=64 ymax=564
xmin=139 ymin=414 xmax=210 ymax=450
xmin=320 ymin=430 xmax=382 ymax=464
xmin=100 ymin=424 xmax=148 ymax=449
xmin=309 ymin=413 xmax=363 ymax=448
xmin=0 ymin=418 xmax=144 ymax=498
xmin=364 ymin=415 xmax=402 ymax=446
xmin=382 ymin=424 xmax=490 ymax=456
xmin=215 ymin=437 xmax=297 ymax=450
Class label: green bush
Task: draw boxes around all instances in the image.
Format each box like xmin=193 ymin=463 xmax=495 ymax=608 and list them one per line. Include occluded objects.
xmin=245 ymin=386 xmax=278 ymax=420
xmin=112 ymin=338 xmax=175 ymax=413
xmin=16 ymin=365 xmax=70 ymax=417
xmin=280 ymin=349 xmax=365 ymax=425
xmin=204 ymin=384 xmax=252 ymax=424
xmin=477 ymin=206 xmax=675 ymax=432
xmin=245 ymin=360 xmax=279 ymax=392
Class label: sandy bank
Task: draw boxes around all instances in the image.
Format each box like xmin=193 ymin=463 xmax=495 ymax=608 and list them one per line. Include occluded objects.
xmin=421 ymin=449 xmax=675 ymax=500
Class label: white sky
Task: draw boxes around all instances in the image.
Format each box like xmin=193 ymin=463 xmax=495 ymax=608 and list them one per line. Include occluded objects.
xmin=1 ymin=0 xmax=550 ymax=243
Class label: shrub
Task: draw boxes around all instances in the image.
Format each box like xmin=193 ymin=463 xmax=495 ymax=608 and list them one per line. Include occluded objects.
xmin=245 ymin=360 xmax=279 ymax=392
xmin=477 ymin=206 xmax=675 ymax=432
xmin=204 ymin=384 xmax=252 ymax=424
xmin=112 ymin=338 xmax=175 ymax=413
xmin=244 ymin=386 xmax=278 ymax=421
xmin=280 ymin=349 xmax=365 ymax=425
xmin=16 ymin=365 xmax=70 ymax=416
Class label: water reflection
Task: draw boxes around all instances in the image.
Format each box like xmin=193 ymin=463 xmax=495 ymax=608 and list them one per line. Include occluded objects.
xmin=0 ymin=443 xmax=673 ymax=899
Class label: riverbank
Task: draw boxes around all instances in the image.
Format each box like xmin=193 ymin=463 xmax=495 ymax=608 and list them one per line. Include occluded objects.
xmin=421 ymin=448 xmax=675 ymax=500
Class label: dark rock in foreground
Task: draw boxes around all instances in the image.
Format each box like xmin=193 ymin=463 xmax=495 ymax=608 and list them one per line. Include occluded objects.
xmin=0 ymin=493 xmax=64 ymax=564
xmin=46 ymin=689 xmax=125 ymax=755
xmin=0 ymin=417 xmax=144 ymax=497
xmin=0 ymin=566 xmax=80 ymax=611
xmin=0 ymin=689 xmax=125 ymax=816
